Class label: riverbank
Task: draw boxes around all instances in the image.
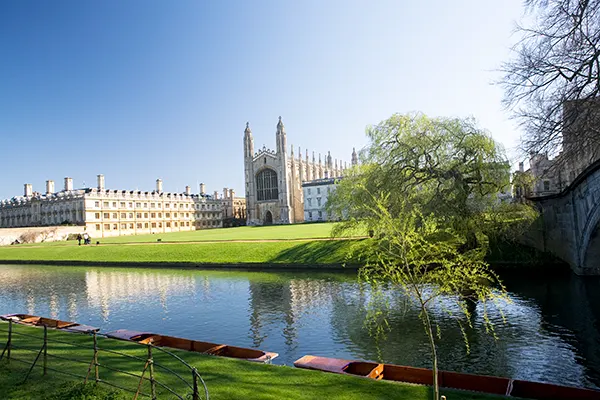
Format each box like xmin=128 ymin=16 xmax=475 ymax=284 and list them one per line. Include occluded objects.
xmin=0 ymin=323 xmax=502 ymax=400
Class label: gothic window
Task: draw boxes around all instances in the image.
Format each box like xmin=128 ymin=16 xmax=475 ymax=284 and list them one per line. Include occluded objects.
xmin=256 ymin=169 xmax=278 ymax=201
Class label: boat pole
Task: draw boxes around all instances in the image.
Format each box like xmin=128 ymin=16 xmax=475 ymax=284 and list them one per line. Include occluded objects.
xmin=192 ymin=368 xmax=199 ymax=400
xmin=148 ymin=344 xmax=157 ymax=400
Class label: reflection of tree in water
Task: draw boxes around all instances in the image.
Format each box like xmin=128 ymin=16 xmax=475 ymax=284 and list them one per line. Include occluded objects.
xmin=328 ymin=279 xmax=596 ymax=388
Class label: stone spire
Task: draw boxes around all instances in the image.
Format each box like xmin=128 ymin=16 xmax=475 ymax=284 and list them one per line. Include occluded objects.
xmin=244 ymin=122 xmax=254 ymax=158
xmin=327 ymin=151 xmax=332 ymax=168
xmin=351 ymin=147 xmax=358 ymax=166
xmin=276 ymin=116 xmax=286 ymax=154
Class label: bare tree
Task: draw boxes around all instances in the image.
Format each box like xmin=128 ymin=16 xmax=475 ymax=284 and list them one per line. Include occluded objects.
xmin=38 ymin=227 xmax=58 ymax=242
xmin=502 ymin=0 xmax=600 ymax=167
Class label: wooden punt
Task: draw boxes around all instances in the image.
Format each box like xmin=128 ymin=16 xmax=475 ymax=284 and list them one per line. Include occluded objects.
xmin=106 ymin=329 xmax=278 ymax=363
xmin=0 ymin=313 xmax=99 ymax=333
xmin=294 ymin=355 xmax=600 ymax=399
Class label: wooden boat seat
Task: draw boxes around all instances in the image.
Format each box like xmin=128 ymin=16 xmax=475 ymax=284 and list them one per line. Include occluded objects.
xmin=205 ymin=344 xmax=228 ymax=355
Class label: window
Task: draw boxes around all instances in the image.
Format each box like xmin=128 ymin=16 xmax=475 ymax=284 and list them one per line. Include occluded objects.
xmin=136 ymin=202 xmax=141 ymax=208
xmin=95 ymin=213 xmax=100 ymax=219
xmin=144 ymin=213 xmax=148 ymax=218
xmin=112 ymin=213 xmax=117 ymax=219
xmin=144 ymin=223 xmax=149 ymax=228
xmin=256 ymin=169 xmax=278 ymax=201
xmin=103 ymin=213 xmax=110 ymax=219
xmin=152 ymin=223 xmax=157 ymax=228
xmin=307 ymin=198 xmax=312 ymax=207
xmin=129 ymin=223 xmax=134 ymax=229
xmin=95 ymin=224 xmax=101 ymax=230
xmin=128 ymin=213 xmax=133 ymax=218
xmin=120 ymin=202 xmax=126 ymax=207
xmin=174 ymin=212 xmax=178 ymax=218
xmin=104 ymin=224 xmax=110 ymax=230
xmin=112 ymin=202 xmax=117 ymax=207
xmin=308 ymin=211 xmax=312 ymax=219
xmin=543 ymin=180 xmax=551 ymax=191
xmin=151 ymin=213 xmax=156 ymax=218
xmin=113 ymin=224 xmax=118 ymax=230
xmin=318 ymin=211 xmax=322 ymax=219
xmin=120 ymin=213 xmax=126 ymax=218
xmin=308 ymin=188 xmax=311 ymax=195
xmin=166 ymin=213 xmax=170 ymax=218
xmin=136 ymin=223 xmax=142 ymax=229
xmin=151 ymin=203 xmax=155 ymax=208
xmin=144 ymin=203 xmax=148 ymax=208
xmin=317 ymin=198 xmax=321 ymax=207
xmin=158 ymin=212 xmax=162 ymax=218
xmin=317 ymin=188 xmax=321 ymax=195
xmin=136 ymin=213 xmax=142 ymax=218
xmin=128 ymin=202 xmax=133 ymax=208
xmin=103 ymin=202 xmax=109 ymax=207
xmin=166 ymin=203 xmax=170 ymax=208
xmin=120 ymin=223 xmax=127 ymax=229
xmin=166 ymin=222 xmax=171 ymax=228
xmin=95 ymin=201 xmax=100 ymax=207
xmin=174 ymin=222 xmax=178 ymax=227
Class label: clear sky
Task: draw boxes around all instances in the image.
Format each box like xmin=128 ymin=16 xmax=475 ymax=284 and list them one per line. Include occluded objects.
xmin=0 ymin=0 xmax=526 ymax=200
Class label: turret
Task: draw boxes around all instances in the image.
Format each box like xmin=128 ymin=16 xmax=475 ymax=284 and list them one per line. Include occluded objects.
xmin=351 ymin=147 xmax=358 ymax=166
xmin=276 ymin=116 xmax=286 ymax=155
xmin=46 ymin=180 xmax=55 ymax=195
xmin=244 ymin=122 xmax=254 ymax=158
xmin=24 ymin=184 xmax=33 ymax=197
xmin=327 ymin=151 xmax=332 ymax=169
xmin=199 ymin=183 xmax=206 ymax=195
xmin=156 ymin=179 xmax=163 ymax=193
xmin=185 ymin=185 xmax=191 ymax=196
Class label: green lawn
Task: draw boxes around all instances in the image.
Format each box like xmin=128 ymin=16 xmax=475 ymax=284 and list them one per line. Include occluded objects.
xmin=0 ymin=323 xmax=511 ymax=400
xmin=0 ymin=239 xmax=366 ymax=266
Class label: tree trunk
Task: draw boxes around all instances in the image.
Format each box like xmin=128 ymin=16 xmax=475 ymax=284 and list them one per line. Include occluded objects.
xmin=422 ymin=305 xmax=439 ymax=400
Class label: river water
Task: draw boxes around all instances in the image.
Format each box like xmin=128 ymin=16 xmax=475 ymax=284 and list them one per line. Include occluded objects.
xmin=0 ymin=264 xmax=598 ymax=389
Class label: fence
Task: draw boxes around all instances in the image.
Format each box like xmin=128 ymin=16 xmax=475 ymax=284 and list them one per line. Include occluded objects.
xmin=0 ymin=320 xmax=209 ymax=400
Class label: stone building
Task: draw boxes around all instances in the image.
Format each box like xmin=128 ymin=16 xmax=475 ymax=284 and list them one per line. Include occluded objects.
xmin=526 ymin=99 xmax=600 ymax=196
xmin=0 ymin=175 xmax=228 ymax=237
xmin=302 ymin=178 xmax=340 ymax=222
xmin=243 ymin=117 xmax=352 ymax=225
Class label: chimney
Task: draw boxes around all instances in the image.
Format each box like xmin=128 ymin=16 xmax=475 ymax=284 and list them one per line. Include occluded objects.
xmin=97 ymin=174 xmax=105 ymax=191
xmin=519 ymin=162 xmax=524 ymax=173
xmin=24 ymin=184 xmax=33 ymax=197
xmin=223 ymin=187 xmax=228 ymax=199
xmin=64 ymin=177 xmax=73 ymax=191
xmin=185 ymin=185 xmax=191 ymax=195
xmin=213 ymin=191 xmax=219 ymax=200
xmin=199 ymin=183 xmax=206 ymax=195
xmin=229 ymin=188 xmax=235 ymax=199
xmin=156 ymin=179 xmax=163 ymax=193
xmin=46 ymin=180 xmax=55 ymax=195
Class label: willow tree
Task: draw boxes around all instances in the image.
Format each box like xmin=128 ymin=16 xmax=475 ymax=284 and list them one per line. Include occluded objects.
xmin=328 ymin=113 xmax=536 ymax=400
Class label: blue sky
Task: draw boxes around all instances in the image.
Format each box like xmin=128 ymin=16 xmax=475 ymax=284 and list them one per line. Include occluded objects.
xmin=0 ymin=1 xmax=526 ymax=200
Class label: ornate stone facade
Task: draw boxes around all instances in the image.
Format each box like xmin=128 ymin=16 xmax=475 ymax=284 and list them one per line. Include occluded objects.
xmin=243 ymin=117 xmax=351 ymax=225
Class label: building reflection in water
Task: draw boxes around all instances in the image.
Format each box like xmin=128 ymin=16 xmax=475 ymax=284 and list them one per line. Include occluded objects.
xmin=85 ymin=270 xmax=196 ymax=322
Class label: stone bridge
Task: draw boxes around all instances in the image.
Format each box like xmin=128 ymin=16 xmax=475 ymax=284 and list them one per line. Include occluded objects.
xmin=524 ymin=159 xmax=600 ymax=275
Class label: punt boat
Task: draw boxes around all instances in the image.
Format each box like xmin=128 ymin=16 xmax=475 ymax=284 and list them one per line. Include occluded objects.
xmin=106 ymin=329 xmax=278 ymax=363
xmin=0 ymin=313 xmax=99 ymax=333
xmin=294 ymin=355 xmax=600 ymax=400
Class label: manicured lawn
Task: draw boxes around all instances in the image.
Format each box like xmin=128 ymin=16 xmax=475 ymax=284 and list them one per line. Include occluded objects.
xmin=0 ymin=239 xmax=366 ymax=266
xmin=0 ymin=323 xmax=510 ymax=400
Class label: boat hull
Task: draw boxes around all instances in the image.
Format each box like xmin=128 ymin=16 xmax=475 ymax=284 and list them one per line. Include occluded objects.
xmin=0 ymin=313 xmax=99 ymax=333
xmin=106 ymin=329 xmax=278 ymax=363
xmin=293 ymin=355 xmax=600 ymax=399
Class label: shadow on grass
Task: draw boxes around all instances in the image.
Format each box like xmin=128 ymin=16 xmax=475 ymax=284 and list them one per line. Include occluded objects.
xmin=268 ymin=239 xmax=364 ymax=265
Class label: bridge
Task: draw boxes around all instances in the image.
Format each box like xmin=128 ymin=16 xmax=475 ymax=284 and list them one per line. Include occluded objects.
xmin=523 ymin=159 xmax=600 ymax=275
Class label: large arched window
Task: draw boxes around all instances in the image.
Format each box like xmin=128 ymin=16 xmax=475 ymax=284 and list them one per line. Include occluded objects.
xmin=256 ymin=169 xmax=278 ymax=201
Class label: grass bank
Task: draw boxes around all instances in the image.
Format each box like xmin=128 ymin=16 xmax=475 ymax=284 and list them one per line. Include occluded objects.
xmin=0 ymin=239 xmax=363 ymax=268
xmin=0 ymin=323 xmax=509 ymax=400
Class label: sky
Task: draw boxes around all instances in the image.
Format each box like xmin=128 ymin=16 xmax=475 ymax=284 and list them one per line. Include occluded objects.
xmin=0 ymin=1 xmax=528 ymax=200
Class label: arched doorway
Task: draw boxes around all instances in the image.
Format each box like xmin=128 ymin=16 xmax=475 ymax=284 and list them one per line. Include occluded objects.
xmin=264 ymin=211 xmax=273 ymax=225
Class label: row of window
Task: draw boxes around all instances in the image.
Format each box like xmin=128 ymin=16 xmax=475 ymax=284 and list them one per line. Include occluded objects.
xmin=94 ymin=211 xmax=220 ymax=220
xmin=92 ymin=201 xmax=218 ymax=210
xmin=306 ymin=198 xmax=322 ymax=207
xmin=95 ymin=220 xmax=220 ymax=231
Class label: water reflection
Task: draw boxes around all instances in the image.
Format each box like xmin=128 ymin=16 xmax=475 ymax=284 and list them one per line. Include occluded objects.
xmin=0 ymin=265 xmax=598 ymax=389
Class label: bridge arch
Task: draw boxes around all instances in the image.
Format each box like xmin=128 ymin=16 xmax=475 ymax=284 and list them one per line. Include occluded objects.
xmin=579 ymin=200 xmax=600 ymax=274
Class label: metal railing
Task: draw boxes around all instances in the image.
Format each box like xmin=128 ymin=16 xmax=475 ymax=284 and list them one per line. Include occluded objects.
xmin=0 ymin=320 xmax=209 ymax=400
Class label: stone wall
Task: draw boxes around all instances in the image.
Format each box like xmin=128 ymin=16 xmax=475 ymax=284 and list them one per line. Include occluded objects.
xmin=0 ymin=225 xmax=86 ymax=246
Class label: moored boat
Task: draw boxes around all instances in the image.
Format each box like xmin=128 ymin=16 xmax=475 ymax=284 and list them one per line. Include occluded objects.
xmin=293 ymin=355 xmax=600 ymax=399
xmin=106 ymin=329 xmax=278 ymax=363
xmin=0 ymin=313 xmax=99 ymax=333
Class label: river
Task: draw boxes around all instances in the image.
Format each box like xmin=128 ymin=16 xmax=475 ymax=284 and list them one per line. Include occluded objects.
xmin=0 ymin=264 xmax=598 ymax=389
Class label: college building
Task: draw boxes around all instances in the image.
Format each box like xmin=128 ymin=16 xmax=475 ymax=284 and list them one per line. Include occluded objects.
xmin=0 ymin=175 xmax=246 ymax=237
xmin=243 ymin=117 xmax=357 ymax=225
